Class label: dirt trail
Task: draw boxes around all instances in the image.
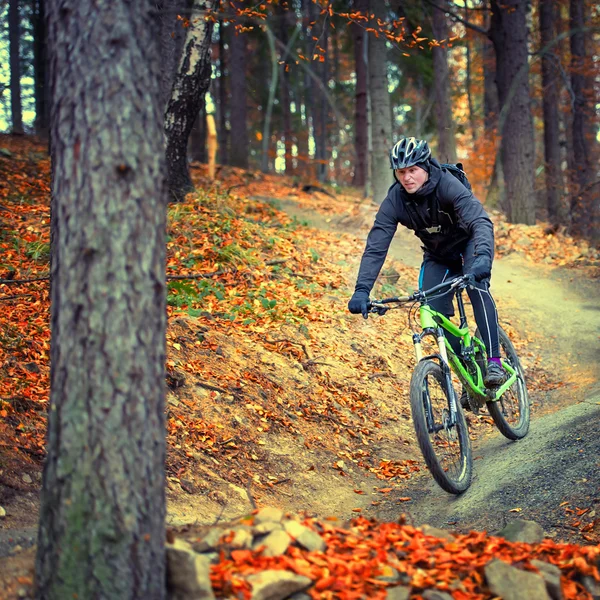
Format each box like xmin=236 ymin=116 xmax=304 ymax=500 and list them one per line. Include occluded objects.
xmin=282 ymin=198 xmax=600 ymax=540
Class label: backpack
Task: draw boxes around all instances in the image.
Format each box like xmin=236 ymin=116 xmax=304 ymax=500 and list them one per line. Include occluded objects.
xmin=440 ymin=162 xmax=472 ymax=192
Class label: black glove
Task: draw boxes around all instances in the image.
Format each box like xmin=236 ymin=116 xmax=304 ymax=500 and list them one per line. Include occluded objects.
xmin=348 ymin=290 xmax=370 ymax=319
xmin=467 ymin=255 xmax=492 ymax=282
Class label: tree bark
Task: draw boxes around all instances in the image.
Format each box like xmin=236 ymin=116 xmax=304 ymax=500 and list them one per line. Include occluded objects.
xmin=164 ymin=0 xmax=217 ymax=201
xmin=156 ymin=0 xmax=189 ymax=113
xmin=352 ymin=0 xmax=368 ymax=189
xmin=217 ymin=18 xmax=229 ymax=165
xmin=229 ymin=1 xmax=249 ymax=169
xmin=431 ymin=1 xmax=456 ymax=163
xmin=32 ymin=0 xmax=49 ymax=138
xmin=9 ymin=0 xmax=24 ymax=134
xmin=36 ymin=1 xmax=167 ymax=598
xmin=277 ymin=3 xmax=293 ymax=175
xmin=189 ymin=96 xmax=207 ymax=162
xmin=539 ymin=0 xmax=565 ymax=224
xmin=569 ymin=0 xmax=598 ymax=239
xmin=301 ymin=0 xmax=316 ymax=179
xmin=489 ymin=0 xmax=536 ymax=225
xmin=369 ymin=0 xmax=393 ymax=204
xmin=464 ymin=6 xmax=477 ymax=143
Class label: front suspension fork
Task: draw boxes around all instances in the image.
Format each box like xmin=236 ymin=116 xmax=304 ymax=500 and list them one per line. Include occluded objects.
xmin=415 ymin=328 xmax=459 ymax=428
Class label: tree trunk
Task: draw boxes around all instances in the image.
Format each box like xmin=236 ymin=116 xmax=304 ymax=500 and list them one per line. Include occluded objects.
xmin=539 ymin=0 xmax=565 ymax=224
xmin=569 ymin=0 xmax=597 ymax=239
xmin=164 ymin=0 xmax=217 ymax=201
xmin=9 ymin=0 xmax=24 ymax=134
xmin=482 ymin=19 xmax=502 ymax=206
xmin=352 ymin=0 xmax=368 ymax=189
xmin=482 ymin=32 xmax=499 ymax=136
xmin=489 ymin=0 xmax=536 ymax=225
xmin=302 ymin=0 xmax=316 ymax=179
xmin=431 ymin=1 xmax=456 ymax=162
xmin=277 ymin=3 xmax=293 ymax=175
xmin=189 ymin=97 xmax=207 ymax=163
xmin=464 ymin=6 xmax=477 ymax=143
xmin=156 ymin=0 xmax=189 ymax=113
xmin=217 ymin=18 xmax=229 ymax=165
xmin=32 ymin=0 xmax=49 ymax=138
xmin=36 ymin=1 xmax=167 ymax=598
xmin=229 ymin=1 xmax=249 ymax=169
xmin=369 ymin=0 xmax=393 ymax=203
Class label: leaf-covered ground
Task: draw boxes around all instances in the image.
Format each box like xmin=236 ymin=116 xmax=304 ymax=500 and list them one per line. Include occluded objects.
xmin=1 ymin=135 xmax=599 ymax=599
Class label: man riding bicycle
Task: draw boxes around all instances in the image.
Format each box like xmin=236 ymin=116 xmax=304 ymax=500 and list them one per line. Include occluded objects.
xmin=348 ymin=136 xmax=505 ymax=391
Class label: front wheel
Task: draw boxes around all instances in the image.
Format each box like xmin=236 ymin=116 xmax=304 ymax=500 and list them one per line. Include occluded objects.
xmin=410 ymin=360 xmax=472 ymax=494
xmin=479 ymin=326 xmax=530 ymax=440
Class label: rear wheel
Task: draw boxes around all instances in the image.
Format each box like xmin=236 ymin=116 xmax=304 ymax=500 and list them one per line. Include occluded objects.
xmin=410 ymin=360 xmax=472 ymax=494
xmin=478 ymin=326 xmax=530 ymax=440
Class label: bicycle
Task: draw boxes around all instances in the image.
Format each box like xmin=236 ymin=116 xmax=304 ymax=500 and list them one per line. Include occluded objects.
xmin=368 ymin=274 xmax=530 ymax=494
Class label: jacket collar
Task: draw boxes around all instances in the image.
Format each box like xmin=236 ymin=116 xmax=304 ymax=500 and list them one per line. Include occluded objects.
xmin=412 ymin=158 xmax=442 ymax=198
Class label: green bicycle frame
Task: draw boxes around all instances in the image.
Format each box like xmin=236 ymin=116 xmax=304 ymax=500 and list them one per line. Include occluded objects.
xmin=416 ymin=304 xmax=517 ymax=402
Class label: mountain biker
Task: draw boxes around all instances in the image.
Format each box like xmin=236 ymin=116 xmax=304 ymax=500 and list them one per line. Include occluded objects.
xmin=348 ymin=136 xmax=505 ymax=391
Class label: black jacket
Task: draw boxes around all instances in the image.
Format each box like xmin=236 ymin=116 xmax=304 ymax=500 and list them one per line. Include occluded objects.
xmin=355 ymin=159 xmax=494 ymax=294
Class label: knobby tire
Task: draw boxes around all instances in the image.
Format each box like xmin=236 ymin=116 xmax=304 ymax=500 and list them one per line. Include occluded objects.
xmin=484 ymin=326 xmax=530 ymax=440
xmin=410 ymin=360 xmax=472 ymax=494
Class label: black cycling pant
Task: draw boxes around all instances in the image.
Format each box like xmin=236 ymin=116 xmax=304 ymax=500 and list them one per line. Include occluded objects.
xmin=419 ymin=254 xmax=500 ymax=359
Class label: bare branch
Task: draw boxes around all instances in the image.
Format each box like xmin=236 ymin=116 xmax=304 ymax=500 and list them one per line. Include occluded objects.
xmin=423 ymin=0 xmax=489 ymax=37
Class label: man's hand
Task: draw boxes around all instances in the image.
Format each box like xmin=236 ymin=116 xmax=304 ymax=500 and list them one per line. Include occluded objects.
xmin=348 ymin=290 xmax=370 ymax=319
xmin=467 ymin=256 xmax=492 ymax=282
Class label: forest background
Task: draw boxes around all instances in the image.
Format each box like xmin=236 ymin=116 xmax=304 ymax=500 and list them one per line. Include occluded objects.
xmin=0 ymin=0 xmax=599 ymax=599
xmin=1 ymin=0 xmax=599 ymax=238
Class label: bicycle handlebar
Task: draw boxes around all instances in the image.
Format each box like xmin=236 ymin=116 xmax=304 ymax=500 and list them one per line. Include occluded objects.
xmin=368 ymin=274 xmax=473 ymax=314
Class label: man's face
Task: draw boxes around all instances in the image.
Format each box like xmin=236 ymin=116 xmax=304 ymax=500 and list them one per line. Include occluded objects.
xmin=395 ymin=165 xmax=428 ymax=194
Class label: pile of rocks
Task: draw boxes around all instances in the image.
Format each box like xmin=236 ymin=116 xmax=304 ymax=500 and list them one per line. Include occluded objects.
xmin=165 ymin=509 xmax=597 ymax=600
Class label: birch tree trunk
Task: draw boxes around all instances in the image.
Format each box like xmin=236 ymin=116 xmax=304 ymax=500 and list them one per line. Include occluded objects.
xmin=369 ymin=0 xmax=393 ymax=204
xmin=36 ymin=0 xmax=167 ymax=598
xmin=489 ymin=0 xmax=536 ymax=224
xmin=9 ymin=0 xmax=24 ymax=134
xmin=431 ymin=1 xmax=456 ymax=162
xmin=164 ymin=0 xmax=217 ymax=201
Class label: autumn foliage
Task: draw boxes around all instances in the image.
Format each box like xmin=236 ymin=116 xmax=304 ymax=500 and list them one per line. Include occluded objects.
xmin=1 ymin=136 xmax=599 ymax=598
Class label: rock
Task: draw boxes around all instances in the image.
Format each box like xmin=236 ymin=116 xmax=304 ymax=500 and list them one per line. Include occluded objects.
xmin=288 ymin=594 xmax=312 ymax=600
xmin=259 ymin=529 xmax=291 ymax=557
xmin=485 ymin=559 xmax=550 ymax=600
xmin=283 ymin=520 xmax=326 ymax=552
xmin=192 ymin=528 xmax=226 ymax=553
xmin=255 ymin=507 xmax=284 ymax=525
xmin=386 ymin=586 xmax=411 ymax=600
xmin=579 ymin=575 xmax=600 ymax=599
xmin=230 ymin=527 xmax=253 ymax=549
xmin=420 ymin=525 xmax=456 ymax=542
xmin=530 ymin=559 xmax=563 ymax=600
xmin=166 ymin=538 xmax=215 ymax=600
xmin=497 ymin=519 xmax=545 ymax=544
xmin=376 ymin=565 xmax=401 ymax=583
xmin=22 ymin=473 xmax=33 ymax=484
xmin=254 ymin=521 xmax=283 ymax=535
xmin=246 ymin=570 xmax=312 ymax=600
xmin=0 ymin=506 xmax=6 ymax=518
xmin=422 ymin=591 xmax=453 ymax=600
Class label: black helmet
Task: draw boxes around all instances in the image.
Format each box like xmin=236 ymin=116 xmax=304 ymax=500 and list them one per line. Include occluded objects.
xmin=389 ymin=137 xmax=431 ymax=169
